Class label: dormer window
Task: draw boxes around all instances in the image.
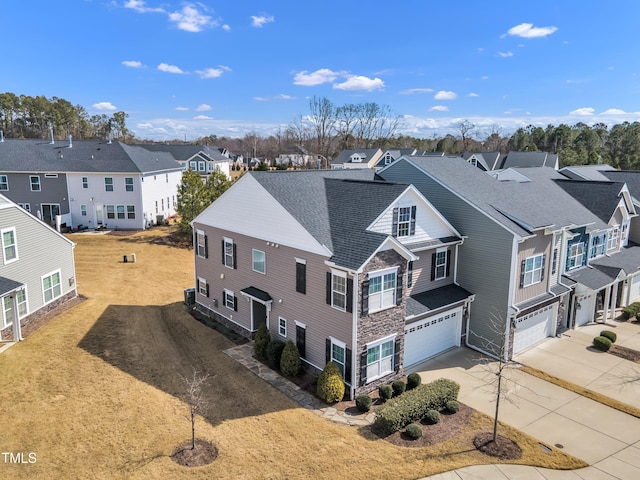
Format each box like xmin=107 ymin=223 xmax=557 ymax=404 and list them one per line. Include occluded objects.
xmin=384 ymin=153 xmax=394 ymax=165
xmin=393 ymin=206 xmax=416 ymax=238
xmin=567 ymin=243 xmax=585 ymax=270
xmin=351 ymin=154 xmax=363 ymax=163
xmin=589 ymin=233 xmax=606 ymax=259
xmin=607 ymin=227 xmax=619 ymax=251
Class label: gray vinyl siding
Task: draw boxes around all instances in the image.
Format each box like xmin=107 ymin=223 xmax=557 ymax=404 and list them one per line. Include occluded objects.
xmin=514 ymin=234 xmax=552 ymax=305
xmin=408 ymin=246 xmax=456 ymax=295
xmin=380 ymin=161 xmax=513 ymax=354
xmin=0 ymin=173 xmax=69 ymax=215
xmin=193 ymin=223 xmax=353 ymax=372
xmin=0 ymin=206 xmax=76 ymax=315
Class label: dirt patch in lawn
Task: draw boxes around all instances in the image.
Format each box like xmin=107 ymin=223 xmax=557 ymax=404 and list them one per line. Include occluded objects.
xmin=609 ymin=344 xmax=640 ymax=363
xmin=171 ymin=439 xmax=218 ymax=467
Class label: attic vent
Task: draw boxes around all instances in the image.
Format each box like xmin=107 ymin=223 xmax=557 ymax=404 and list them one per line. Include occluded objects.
xmin=68 ymin=135 xmax=73 ymax=148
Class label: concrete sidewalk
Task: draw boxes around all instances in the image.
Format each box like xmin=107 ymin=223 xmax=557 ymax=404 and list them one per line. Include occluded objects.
xmin=410 ymin=332 xmax=640 ymax=480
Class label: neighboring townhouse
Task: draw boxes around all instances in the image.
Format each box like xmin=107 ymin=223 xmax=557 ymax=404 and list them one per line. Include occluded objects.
xmin=499 ymin=151 xmax=559 ymax=170
xmin=379 ymin=158 xmax=608 ymax=359
xmin=0 ymin=193 xmax=77 ymax=341
xmin=331 ymin=148 xmax=383 ymax=169
xmin=373 ymin=149 xmax=418 ymax=169
xmin=191 ymin=169 xmax=473 ymax=398
xmin=0 ymin=139 xmax=183 ymax=230
xmin=462 ymin=151 xmax=504 ymax=171
xmin=275 ymin=145 xmax=315 ymax=168
xmin=136 ymin=144 xmax=231 ymax=179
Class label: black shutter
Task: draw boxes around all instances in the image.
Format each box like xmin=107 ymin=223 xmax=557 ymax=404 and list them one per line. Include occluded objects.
xmin=361 ymin=279 xmax=370 ymax=316
xmin=345 ymin=348 xmax=352 ymax=383
xmin=346 ymin=278 xmax=353 ymax=313
xmin=407 ymin=261 xmax=413 ymax=288
xmin=296 ymin=325 xmax=306 ymax=358
xmin=391 ymin=207 xmax=399 ymax=237
xmin=232 ymin=243 xmax=237 ymax=269
xmin=395 ymin=268 xmax=403 ymax=306
xmin=326 ymin=272 xmax=332 ymax=305
xmin=359 ymin=351 xmax=367 ymax=386
xmin=446 ymin=249 xmax=451 ymax=277
xmin=221 ymin=239 xmax=225 ymax=265
xmin=409 ymin=206 xmax=417 ymax=235
xmin=431 ymin=253 xmax=436 ymax=281
xmin=541 ymin=254 xmax=547 ymax=281
xmin=325 ymin=338 xmax=331 ymax=364
xmin=519 ymin=259 xmax=526 ymax=288
xmin=394 ymin=338 xmax=401 ymax=373
xmin=296 ymin=262 xmax=306 ymax=294
xmin=204 ymin=235 xmax=208 ymax=258
xmin=205 ymin=283 xmax=209 ymax=297
xmin=233 ymin=296 xmax=238 ymax=311
xmin=552 ymin=248 xmax=558 ymax=275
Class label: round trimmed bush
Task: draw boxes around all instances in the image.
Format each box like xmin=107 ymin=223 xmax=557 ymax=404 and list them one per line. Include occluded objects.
xmin=423 ymin=409 xmax=441 ymax=425
xmin=280 ymin=340 xmax=301 ymax=377
xmin=593 ymin=335 xmax=612 ymax=352
xmin=406 ymin=372 xmax=422 ymax=390
xmin=405 ymin=423 xmax=422 ymax=440
xmin=265 ymin=340 xmax=286 ymax=369
xmin=355 ymin=394 xmax=372 ymax=413
xmin=317 ymin=362 xmax=345 ymax=403
xmin=253 ymin=323 xmax=271 ymax=360
xmin=445 ymin=400 xmax=461 ymax=414
xmin=378 ymin=384 xmax=393 ymax=401
xmin=600 ymin=330 xmax=617 ymax=343
xmin=392 ymin=380 xmax=406 ymax=397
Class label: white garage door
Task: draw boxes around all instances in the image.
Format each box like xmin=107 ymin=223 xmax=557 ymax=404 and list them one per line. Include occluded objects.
xmin=513 ymin=304 xmax=555 ymax=354
xmin=404 ymin=307 xmax=462 ymax=367
xmin=630 ymin=276 xmax=640 ymax=302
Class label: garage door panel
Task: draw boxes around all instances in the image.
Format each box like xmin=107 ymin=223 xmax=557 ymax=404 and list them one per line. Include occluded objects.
xmin=404 ymin=307 xmax=462 ymax=366
xmin=631 ymin=276 xmax=640 ymax=302
xmin=513 ymin=304 xmax=555 ymax=354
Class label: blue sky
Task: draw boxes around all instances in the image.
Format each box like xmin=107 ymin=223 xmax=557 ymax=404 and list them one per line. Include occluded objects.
xmin=3 ymin=1 xmax=640 ymax=141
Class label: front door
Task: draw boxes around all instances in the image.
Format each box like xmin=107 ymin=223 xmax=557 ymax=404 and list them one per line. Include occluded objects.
xmin=96 ymin=205 xmax=103 ymax=225
xmin=252 ymin=300 xmax=267 ymax=331
xmin=41 ymin=204 xmax=60 ymax=227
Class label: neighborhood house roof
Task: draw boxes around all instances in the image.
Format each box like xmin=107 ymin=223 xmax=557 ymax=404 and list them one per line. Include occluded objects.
xmin=136 ymin=144 xmax=229 ymax=162
xmin=554 ymin=179 xmax=627 ymax=223
xmin=0 ymin=276 xmax=24 ymax=297
xmin=499 ymin=151 xmax=559 ymax=169
xmin=406 ymin=284 xmax=472 ymax=319
xmin=331 ymin=148 xmax=381 ymax=165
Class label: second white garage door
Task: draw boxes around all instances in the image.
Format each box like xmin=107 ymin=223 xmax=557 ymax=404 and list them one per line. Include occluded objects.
xmin=404 ymin=307 xmax=462 ymax=367
xmin=513 ymin=304 xmax=556 ymax=354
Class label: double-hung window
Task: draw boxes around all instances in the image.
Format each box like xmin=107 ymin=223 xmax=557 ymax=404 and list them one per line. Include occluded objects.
xmin=0 ymin=175 xmax=8 ymax=190
xmin=397 ymin=207 xmax=412 ymax=237
xmin=2 ymin=295 xmax=14 ymax=328
xmin=80 ymin=205 xmax=87 ymax=217
xmin=330 ymin=339 xmax=346 ymax=378
xmin=82 ymin=177 xmax=88 ymax=189
xmin=366 ymin=338 xmax=395 ymax=382
xmin=590 ymin=233 xmax=606 ymax=259
xmin=127 ymin=205 xmax=135 ymax=219
xmin=125 ymin=177 xmax=134 ymax=192
xmin=331 ymin=272 xmax=347 ymax=311
xmin=567 ymin=243 xmax=584 ymax=270
xmin=252 ymin=249 xmax=265 ymax=274
xmin=434 ymin=248 xmax=448 ymax=280
xmin=2 ymin=228 xmax=18 ymax=264
xmin=223 ymin=289 xmax=236 ymax=310
xmin=607 ymin=227 xmax=619 ymax=251
xmin=30 ymin=176 xmax=41 ymax=191
xmin=278 ymin=317 xmax=287 ymax=337
xmin=42 ymin=270 xmax=62 ymax=304
xmin=104 ymin=177 xmax=114 ymax=192
xmin=196 ymin=230 xmax=207 ymax=258
xmin=16 ymin=288 xmax=27 ymax=318
xmin=223 ymin=238 xmax=235 ymax=268
xmin=523 ymin=254 xmax=544 ymax=286
xmin=368 ymin=269 xmax=397 ymax=312
xmin=117 ymin=205 xmax=125 ymax=219
xmin=197 ymin=277 xmax=208 ymax=297
xmin=106 ymin=205 xmax=115 ymax=219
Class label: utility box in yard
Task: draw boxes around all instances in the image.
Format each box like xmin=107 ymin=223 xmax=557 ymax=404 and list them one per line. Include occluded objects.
xmin=184 ymin=288 xmax=196 ymax=306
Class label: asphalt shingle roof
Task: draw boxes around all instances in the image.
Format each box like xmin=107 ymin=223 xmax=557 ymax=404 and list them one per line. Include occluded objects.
xmin=500 ymin=151 xmax=558 ymax=169
xmin=406 ymin=284 xmax=472 ymax=318
xmin=0 ymin=276 xmax=23 ymax=296
xmin=136 ymin=144 xmax=229 ymax=161
xmin=331 ymin=148 xmax=381 ymax=165
xmin=554 ymin=179 xmax=625 ymax=223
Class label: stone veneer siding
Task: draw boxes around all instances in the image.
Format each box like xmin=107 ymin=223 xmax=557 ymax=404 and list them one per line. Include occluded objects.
xmin=0 ymin=290 xmax=77 ymax=341
xmin=355 ymin=249 xmax=407 ymax=396
xmin=194 ymin=303 xmax=253 ymax=339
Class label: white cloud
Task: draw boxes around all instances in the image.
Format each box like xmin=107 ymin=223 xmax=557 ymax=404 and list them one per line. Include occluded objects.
xmin=175 ymin=107 xmax=189 ymax=111
xmin=434 ymin=90 xmax=457 ymax=100
xmin=601 ymin=108 xmax=627 ymax=115
xmin=467 ymin=92 xmax=479 ymax=97
xmin=122 ymin=60 xmax=144 ymax=68
xmin=137 ymin=122 xmax=154 ymax=129
xmin=196 ymin=68 xmax=224 ymax=79
xmin=168 ymin=3 xmax=216 ymax=32
xmin=498 ymin=51 xmax=513 ymax=58
xmin=429 ymin=105 xmax=449 ymax=112
xmin=333 ymin=75 xmax=384 ymax=91
xmin=481 ymin=76 xmax=489 ymax=80
xmin=477 ymin=47 xmax=484 ymax=53
xmin=196 ymin=104 xmax=212 ymax=111
xmin=92 ymin=102 xmax=117 ymax=111
xmin=254 ymin=94 xmax=295 ymax=102
xmin=569 ymin=107 xmax=595 ymax=116
xmin=124 ymin=0 xmax=164 ymax=13
xmin=219 ymin=65 xmax=232 ymax=72
xmin=251 ymin=15 xmax=274 ymax=27
xmin=293 ymin=68 xmax=340 ymax=86
xmin=157 ymin=63 xmax=186 ymax=74
xmin=194 ymin=115 xmax=213 ymax=120
xmin=400 ymin=88 xmax=434 ymax=95
xmin=222 ymin=24 xmax=231 ymax=31
xmin=506 ymin=23 xmax=558 ymax=39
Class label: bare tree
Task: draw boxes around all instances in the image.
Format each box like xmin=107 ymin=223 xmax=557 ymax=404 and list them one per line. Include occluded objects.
xmin=457 ymin=120 xmax=476 ymax=151
xmin=307 ymin=96 xmax=337 ymax=160
xmin=179 ymin=368 xmax=212 ymax=450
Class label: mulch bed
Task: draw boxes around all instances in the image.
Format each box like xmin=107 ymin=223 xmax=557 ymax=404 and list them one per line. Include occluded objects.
xmin=473 ymin=432 xmax=522 ymax=460
xmin=609 ymin=344 xmax=640 ymax=363
xmin=171 ymin=439 xmax=218 ymax=467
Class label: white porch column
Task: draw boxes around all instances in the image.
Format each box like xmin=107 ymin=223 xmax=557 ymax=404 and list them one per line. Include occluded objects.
xmin=603 ymin=286 xmax=611 ymax=324
xmin=11 ymin=293 xmax=22 ymax=341
xmin=610 ymin=282 xmax=619 ymax=322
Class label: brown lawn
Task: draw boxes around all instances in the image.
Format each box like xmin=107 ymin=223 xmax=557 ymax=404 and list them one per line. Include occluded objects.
xmin=0 ymin=227 xmax=586 ymax=479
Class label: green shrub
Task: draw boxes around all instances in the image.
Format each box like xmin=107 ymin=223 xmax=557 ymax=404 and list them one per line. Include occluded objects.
xmin=600 ymin=330 xmax=617 ymax=343
xmin=622 ymin=302 xmax=640 ymax=320
xmin=253 ymin=323 xmax=271 ymax=360
xmin=265 ymin=340 xmax=286 ymax=369
xmin=378 ymin=384 xmax=393 ymax=401
xmin=405 ymin=423 xmax=422 ymax=440
xmin=392 ymin=380 xmax=406 ymax=397
xmin=593 ymin=336 xmax=612 ymax=352
xmin=445 ymin=400 xmax=461 ymax=414
xmin=374 ymin=378 xmax=460 ymax=435
xmin=423 ymin=409 xmax=441 ymax=425
xmin=406 ymin=373 xmax=422 ymax=390
xmin=280 ymin=340 xmax=301 ymax=376
xmin=355 ymin=395 xmax=372 ymax=413
xmin=317 ymin=362 xmax=345 ymax=403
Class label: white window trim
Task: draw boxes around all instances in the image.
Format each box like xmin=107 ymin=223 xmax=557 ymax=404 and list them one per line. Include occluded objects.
xmin=366 ymin=335 xmax=396 ymax=383
xmin=329 ymin=337 xmax=346 ymax=377
xmin=196 ymin=230 xmax=207 ymax=258
xmin=1 ymin=227 xmax=18 ymax=265
xmin=294 ymin=257 xmax=306 ymax=265
xmin=567 ymin=243 xmax=584 ymax=270
xmin=607 ymin=227 xmax=619 ymax=251
xmin=44 ymin=173 xmax=58 ymax=178
xmin=252 ymin=249 xmax=266 ymax=274
xmin=16 ymin=286 xmax=28 ymax=319
xmin=197 ymin=277 xmax=208 ymax=296
xmin=223 ymin=237 xmax=234 ymax=268
xmin=294 ymin=320 xmax=306 ymax=328
xmin=0 ymin=174 xmax=8 ymax=191
xmin=331 ymin=269 xmax=347 ymax=312
xmin=434 ymin=247 xmax=448 ymax=280
xmin=523 ymin=254 xmax=544 ymax=287
xmin=589 ymin=233 xmax=607 ymax=259
xmin=223 ymin=288 xmax=235 ymax=310
xmin=41 ymin=269 xmax=62 ymax=305
xmin=368 ymin=267 xmax=398 ymax=313
xmin=30 ymin=175 xmax=41 ymax=191
xmin=397 ymin=205 xmax=413 ymax=238
xmin=2 ymin=295 xmax=14 ymax=329
xmin=278 ymin=317 xmax=287 ymax=337
xmin=125 ymin=177 xmax=134 ymax=192
xmin=104 ymin=177 xmax=114 ymax=192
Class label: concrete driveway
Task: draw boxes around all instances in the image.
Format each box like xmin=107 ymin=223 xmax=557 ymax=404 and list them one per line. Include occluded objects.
xmin=410 ymin=319 xmax=640 ymax=479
